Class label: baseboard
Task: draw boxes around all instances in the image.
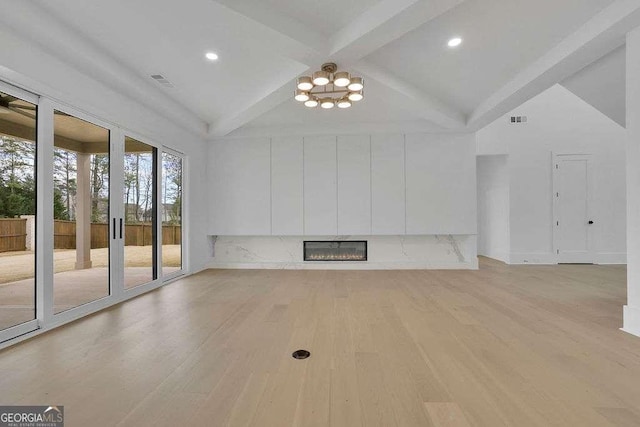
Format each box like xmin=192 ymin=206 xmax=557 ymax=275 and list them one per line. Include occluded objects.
xmin=509 ymin=252 xmax=557 ymax=265
xmin=622 ymin=305 xmax=640 ymax=338
xmin=596 ymin=253 xmax=627 ymax=264
xmin=477 ymin=251 xmax=509 ymax=264
xmin=508 ymin=252 xmax=627 ymax=265
xmin=206 ymin=259 xmax=479 ymax=270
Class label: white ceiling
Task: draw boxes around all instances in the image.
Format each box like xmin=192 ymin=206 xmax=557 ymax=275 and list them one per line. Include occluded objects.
xmin=216 ymin=0 xmax=385 ymax=36
xmin=365 ymin=0 xmax=616 ymax=115
xmin=34 ymin=0 xmax=308 ymax=123
xmin=562 ymin=45 xmax=626 ymax=127
xmin=9 ymin=0 xmax=638 ymax=138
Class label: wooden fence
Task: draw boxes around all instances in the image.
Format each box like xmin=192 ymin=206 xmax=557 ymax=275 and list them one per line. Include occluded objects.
xmin=0 ymin=218 xmax=27 ymax=253
xmin=52 ymin=220 xmax=181 ymax=249
xmin=54 ymin=220 xmax=76 ymax=249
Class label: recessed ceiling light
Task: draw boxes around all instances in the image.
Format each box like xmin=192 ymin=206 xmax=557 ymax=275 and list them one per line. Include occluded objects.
xmin=448 ymin=37 xmax=462 ymax=48
xmin=205 ymin=52 xmax=219 ymax=61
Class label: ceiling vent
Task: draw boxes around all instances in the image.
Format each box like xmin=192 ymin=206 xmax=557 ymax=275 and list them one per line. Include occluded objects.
xmin=509 ymin=115 xmax=527 ymax=124
xmin=150 ymin=74 xmax=174 ymax=88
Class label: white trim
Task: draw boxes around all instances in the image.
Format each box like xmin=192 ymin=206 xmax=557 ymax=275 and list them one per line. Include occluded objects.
xmin=37 ymin=98 xmax=54 ymax=326
xmin=123 ymin=277 xmax=163 ymax=299
xmin=49 ymin=99 xmax=116 ymax=133
xmin=49 ymin=295 xmax=113 ymax=326
xmin=596 ymin=252 xmax=627 ymax=264
xmin=0 ymin=320 xmax=38 ymax=345
xmin=507 ymin=251 xmax=627 ymax=265
xmin=155 ymin=141 xmax=163 ymax=284
xmin=622 ymin=305 xmax=640 ymax=338
xmin=0 ymin=80 xmax=38 ymax=104
xmin=110 ymin=127 xmax=125 ymax=300
xmin=509 ymin=252 xmax=558 ymax=265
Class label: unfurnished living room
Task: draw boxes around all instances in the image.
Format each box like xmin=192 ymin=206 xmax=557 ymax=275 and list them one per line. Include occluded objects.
xmin=0 ymin=0 xmax=640 ymax=426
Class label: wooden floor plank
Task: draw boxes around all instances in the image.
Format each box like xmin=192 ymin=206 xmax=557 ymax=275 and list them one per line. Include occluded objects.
xmin=0 ymin=259 xmax=639 ymax=426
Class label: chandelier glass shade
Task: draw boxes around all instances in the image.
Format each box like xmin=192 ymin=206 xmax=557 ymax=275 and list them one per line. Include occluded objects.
xmin=295 ymin=63 xmax=364 ymax=109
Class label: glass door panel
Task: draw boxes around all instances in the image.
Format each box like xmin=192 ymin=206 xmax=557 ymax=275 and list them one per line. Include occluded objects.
xmin=161 ymin=152 xmax=182 ymax=276
xmin=0 ymin=90 xmax=37 ymax=331
xmin=53 ymin=111 xmax=110 ymax=313
xmin=123 ymin=136 xmax=156 ymax=289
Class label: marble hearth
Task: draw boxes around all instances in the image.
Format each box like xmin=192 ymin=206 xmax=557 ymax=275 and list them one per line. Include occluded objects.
xmin=207 ymin=235 xmax=478 ymax=270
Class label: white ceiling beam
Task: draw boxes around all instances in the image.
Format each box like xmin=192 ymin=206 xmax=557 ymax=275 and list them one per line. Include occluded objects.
xmin=210 ymin=0 xmax=327 ymax=65
xmin=330 ymin=0 xmax=464 ymax=62
xmin=468 ymin=0 xmax=640 ymax=131
xmin=353 ymin=60 xmax=466 ymax=129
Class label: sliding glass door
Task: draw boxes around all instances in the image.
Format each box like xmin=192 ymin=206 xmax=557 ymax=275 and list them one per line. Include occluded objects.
xmin=161 ymin=150 xmax=183 ymax=278
xmin=0 ymin=85 xmax=39 ymax=340
xmin=52 ymin=110 xmax=111 ymax=313
xmin=123 ymin=136 xmax=157 ymax=289
xmin=0 ymin=79 xmax=186 ymax=347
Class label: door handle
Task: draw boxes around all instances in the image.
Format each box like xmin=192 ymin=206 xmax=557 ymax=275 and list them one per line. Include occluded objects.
xmin=112 ymin=218 xmax=116 ymax=239
xmin=119 ymin=218 xmax=123 ymax=239
xmin=588 ymin=220 xmax=594 ymax=225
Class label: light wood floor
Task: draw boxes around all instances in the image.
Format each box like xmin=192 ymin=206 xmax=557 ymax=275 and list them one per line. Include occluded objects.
xmin=1 ymin=258 xmax=640 ymax=426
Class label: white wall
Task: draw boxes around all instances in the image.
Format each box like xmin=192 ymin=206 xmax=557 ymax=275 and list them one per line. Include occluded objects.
xmin=208 ymin=133 xmax=477 ymax=237
xmin=405 ymin=134 xmax=477 ymax=235
xmin=624 ymin=27 xmax=640 ymax=337
xmin=561 ymin=45 xmax=626 ymax=128
xmin=477 ymin=84 xmax=626 ymax=264
xmin=0 ymin=24 xmax=210 ymax=272
xmin=477 ymin=155 xmax=510 ymax=263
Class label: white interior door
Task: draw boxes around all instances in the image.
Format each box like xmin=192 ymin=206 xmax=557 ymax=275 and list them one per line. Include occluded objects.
xmin=554 ymin=154 xmax=594 ymax=264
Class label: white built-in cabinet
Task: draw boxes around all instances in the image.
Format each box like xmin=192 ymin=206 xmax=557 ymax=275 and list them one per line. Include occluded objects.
xmin=210 ymin=138 xmax=271 ymax=235
xmin=208 ymin=133 xmax=477 ymax=236
xmin=303 ymin=136 xmax=338 ymax=235
xmin=271 ymin=137 xmax=304 ymax=235
xmin=337 ymin=136 xmax=371 ymax=235
xmin=371 ymin=134 xmax=405 ymax=234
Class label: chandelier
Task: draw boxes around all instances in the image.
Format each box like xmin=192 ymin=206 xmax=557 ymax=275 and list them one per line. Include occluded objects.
xmin=295 ymin=63 xmax=364 ymax=109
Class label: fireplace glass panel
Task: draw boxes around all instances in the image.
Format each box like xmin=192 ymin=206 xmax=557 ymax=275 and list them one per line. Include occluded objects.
xmin=304 ymin=241 xmax=367 ymax=262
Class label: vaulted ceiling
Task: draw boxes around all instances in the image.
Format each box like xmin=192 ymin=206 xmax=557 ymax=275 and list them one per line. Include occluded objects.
xmin=2 ymin=0 xmax=639 ymax=139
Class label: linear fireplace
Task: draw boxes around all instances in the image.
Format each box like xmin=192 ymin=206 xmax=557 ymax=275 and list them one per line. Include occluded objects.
xmin=303 ymin=241 xmax=367 ymax=262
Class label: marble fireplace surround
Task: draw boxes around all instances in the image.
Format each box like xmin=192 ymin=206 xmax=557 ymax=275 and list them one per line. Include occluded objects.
xmin=207 ymin=235 xmax=478 ymax=270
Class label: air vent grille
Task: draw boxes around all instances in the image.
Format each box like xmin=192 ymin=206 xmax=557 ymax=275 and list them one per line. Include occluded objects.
xmin=150 ymin=74 xmax=174 ymax=88
xmin=509 ymin=115 xmax=527 ymax=124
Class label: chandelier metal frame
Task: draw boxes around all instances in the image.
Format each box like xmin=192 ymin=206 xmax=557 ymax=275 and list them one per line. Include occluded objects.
xmin=295 ymin=63 xmax=364 ymax=110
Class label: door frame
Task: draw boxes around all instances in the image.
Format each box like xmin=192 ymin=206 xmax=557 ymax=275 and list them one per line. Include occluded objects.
xmin=552 ymin=152 xmax=595 ymax=264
